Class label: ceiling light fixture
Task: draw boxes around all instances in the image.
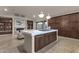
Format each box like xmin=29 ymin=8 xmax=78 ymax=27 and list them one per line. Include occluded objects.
xmin=33 ymin=11 xmax=51 ymax=20
xmin=4 ymin=8 xmax=8 ymax=11
xmin=38 ymin=11 xmax=44 ymax=18
xmin=46 ymin=14 xmax=51 ymax=19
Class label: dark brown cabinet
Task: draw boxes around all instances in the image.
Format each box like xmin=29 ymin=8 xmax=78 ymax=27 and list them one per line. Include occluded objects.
xmin=0 ymin=17 xmax=12 ymax=35
xmin=35 ymin=36 xmax=40 ymax=51
xmin=48 ymin=12 xmax=79 ymax=39
xmin=35 ymin=32 xmax=57 ymax=52
xmin=35 ymin=34 xmax=45 ymax=52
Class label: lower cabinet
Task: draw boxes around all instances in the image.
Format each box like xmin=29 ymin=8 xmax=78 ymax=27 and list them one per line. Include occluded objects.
xmin=35 ymin=32 xmax=57 ymax=52
xmin=35 ymin=37 xmax=40 ymax=52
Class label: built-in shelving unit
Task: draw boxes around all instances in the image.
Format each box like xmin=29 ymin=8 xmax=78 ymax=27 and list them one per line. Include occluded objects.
xmin=0 ymin=17 xmax=12 ymax=35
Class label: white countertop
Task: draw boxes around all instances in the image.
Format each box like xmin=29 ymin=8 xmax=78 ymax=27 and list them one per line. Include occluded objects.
xmin=22 ymin=29 xmax=58 ymax=36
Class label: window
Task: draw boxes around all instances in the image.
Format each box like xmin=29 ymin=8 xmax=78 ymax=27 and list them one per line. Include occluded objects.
xmin=36 ymin=21 xmax=47 ymax=30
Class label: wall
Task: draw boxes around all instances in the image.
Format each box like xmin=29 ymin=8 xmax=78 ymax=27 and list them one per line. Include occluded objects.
xmin=13 ymin=17 xmax=27 ymax=36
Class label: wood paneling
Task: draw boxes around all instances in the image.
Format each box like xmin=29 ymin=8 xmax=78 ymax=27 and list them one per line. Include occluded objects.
xmin=48 ymin=12 xmax=79 ymax=39
xmin=48 ymin=18 xmax=56 ymax=29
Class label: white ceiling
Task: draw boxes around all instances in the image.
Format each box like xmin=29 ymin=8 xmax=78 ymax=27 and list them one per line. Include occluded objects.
xmin=0 ymin=6 xmax=79 ymax=19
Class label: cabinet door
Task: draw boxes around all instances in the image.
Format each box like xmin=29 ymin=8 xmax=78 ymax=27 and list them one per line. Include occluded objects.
xmin=39 ymin=35 xmax=45 ymax=49
xmin=51 ymin=32 xmax=57 ymax=42
xmin=48 ymin=33 xmax=52 ymax=43
xmin=35 ymin=35 xmax=45 ymax=52
xmin=35 ymin=36 xmax=40 ymax=52
xmin=48 ymin=32 xmax=56 ymax=43
xmin=44 ymin=34 xmax=49 ymax=45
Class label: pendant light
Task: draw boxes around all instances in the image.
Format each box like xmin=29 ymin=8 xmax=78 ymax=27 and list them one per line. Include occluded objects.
xmin=46 ymin=14 xmax=51 ymax=19
xmin=38 ymin=11 xmax=44 ymax=18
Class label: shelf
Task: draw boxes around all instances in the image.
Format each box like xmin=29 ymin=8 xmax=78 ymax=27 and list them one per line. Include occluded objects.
xmin=0 ymin=17 xmax=12 ymax=35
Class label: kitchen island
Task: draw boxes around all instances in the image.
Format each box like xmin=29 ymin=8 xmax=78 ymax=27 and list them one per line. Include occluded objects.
xmin=22 ymin=29 xmax=58 ymax=53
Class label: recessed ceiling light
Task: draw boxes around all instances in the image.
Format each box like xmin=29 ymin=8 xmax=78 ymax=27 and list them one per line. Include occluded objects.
xmin=4 ymin=8 xmax=8 ymax=11
xmin=33 ymin=15 xmax=36 ymax=18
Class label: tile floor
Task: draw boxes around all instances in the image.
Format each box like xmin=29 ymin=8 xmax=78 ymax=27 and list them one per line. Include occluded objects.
xmin=38 ymin=36 xmax=79 ymax=53
xmin=0 ymin=34 xmax=79 ymax=53
xmin=0 ymin=34 xmax=24 ymax=53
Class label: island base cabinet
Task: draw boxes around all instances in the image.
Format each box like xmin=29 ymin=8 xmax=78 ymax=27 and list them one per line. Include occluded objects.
xmin=35 ymin=35 xmax=45 ymax=52
xmin=48 ymin=32 xmax=57 ymax=43
xmin=35 ymin=32 xmax=57 ymax=52
xmin=35 ymin=37 xmax=40 ymax=52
